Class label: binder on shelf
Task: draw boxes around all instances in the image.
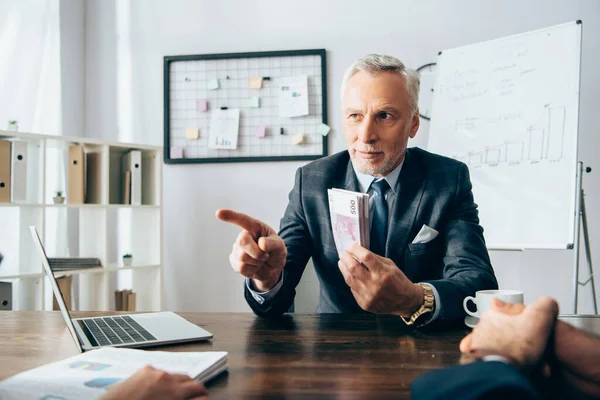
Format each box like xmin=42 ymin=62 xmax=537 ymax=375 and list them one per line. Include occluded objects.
xmin=122 ymin=150 xmax=141 ymax=206
xmin=0 ymin=140 xmax=11 ymax=203
xmin=86 ymin=151 xmax=102 ymax=204
xmin=0 ymin=281 xmax=12 ymax=310
xmin=122 ymin=170 xmax=131 ymax=205
xmin=52 ymin=275 xmax=73 ymax=311
xmin=67 ymin=145 xmax=85 ymax=204
xmin=10 ymin=140 xmax=27 ymax=203
xmin=114 ymin=290 xmax=123 ymax=311
xmin=48 ymin=257 xmax=102 ymax=271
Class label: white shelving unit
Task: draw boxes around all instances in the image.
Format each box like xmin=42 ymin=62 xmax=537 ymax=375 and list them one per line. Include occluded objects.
xmin=0 ymin=130 xmax=163 ymax=312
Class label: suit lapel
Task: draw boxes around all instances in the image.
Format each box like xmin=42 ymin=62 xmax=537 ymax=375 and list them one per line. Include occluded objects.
xmin=335 ymin=157 xmax=360 ymax=192
xmin=386 ymin=149 xmax=427 ymax=260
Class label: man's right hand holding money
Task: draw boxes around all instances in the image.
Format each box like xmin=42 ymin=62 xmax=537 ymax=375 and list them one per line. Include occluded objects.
xmin=216 ymin=209 xmax=288 ymax=291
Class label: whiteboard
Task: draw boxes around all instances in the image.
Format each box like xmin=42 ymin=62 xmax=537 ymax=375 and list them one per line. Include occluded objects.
xmin=427 ymin=22 xmax=582 ymax=249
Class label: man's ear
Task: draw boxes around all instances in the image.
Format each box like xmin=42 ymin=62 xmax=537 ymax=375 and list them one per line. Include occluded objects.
xmin=409 ymin=110 xmax=420 ymax=139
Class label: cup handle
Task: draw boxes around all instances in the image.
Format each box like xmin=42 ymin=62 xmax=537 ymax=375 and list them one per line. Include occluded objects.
xmin=463 ymin=296 xmax=479 ymax=318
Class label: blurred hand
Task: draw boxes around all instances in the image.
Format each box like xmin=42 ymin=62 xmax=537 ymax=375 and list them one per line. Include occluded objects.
xmin=459 ymin=297 xmax=559 ymax=370
xmin=216 ymin=209 xmax=287 ymax=291
xmin=101 ymin=366 xmax=209 ymax=400
xmin=338 ymin=242 xmax=423 ymax=317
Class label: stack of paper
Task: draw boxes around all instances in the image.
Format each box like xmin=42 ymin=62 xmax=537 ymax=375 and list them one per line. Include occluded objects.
xmin=0 ymin=347 xmax=228 ymax=400
xmin=48 ymin=257 xmax=102 ymax=272
xmin=327 ymin=189 xmax=370 ymax=255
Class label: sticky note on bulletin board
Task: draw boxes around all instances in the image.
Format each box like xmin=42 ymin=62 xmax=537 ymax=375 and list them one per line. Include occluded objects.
xmin=163 ymin=49 xmax=328 ymax=164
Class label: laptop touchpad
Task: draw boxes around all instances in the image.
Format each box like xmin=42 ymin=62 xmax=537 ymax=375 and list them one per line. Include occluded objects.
xmin=133 ymin=312 xmax=211 ymax=341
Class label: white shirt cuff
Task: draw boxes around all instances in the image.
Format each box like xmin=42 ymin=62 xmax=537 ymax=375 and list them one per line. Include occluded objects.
xmin=482 ymin=355 xmax=511 ymax=364
xmin=418 ymin=282 xmax=442 ymax=325
xmin=245 ymin=273 xmax=284 ymax=305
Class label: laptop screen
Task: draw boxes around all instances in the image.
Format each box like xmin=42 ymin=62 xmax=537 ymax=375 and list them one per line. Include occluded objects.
xmin=29 ymin=226 xmax=84 ymax=352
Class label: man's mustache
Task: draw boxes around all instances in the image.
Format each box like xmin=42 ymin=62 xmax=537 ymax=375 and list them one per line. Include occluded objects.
xmin=353 ymin=146 xmax=384 ymax=153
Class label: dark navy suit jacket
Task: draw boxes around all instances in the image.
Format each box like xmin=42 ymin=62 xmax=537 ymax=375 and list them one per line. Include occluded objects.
xmin=245 ymin=147 xmax=498 ymax=326
xmin=412 ymin=361 xmax=541 ymax=400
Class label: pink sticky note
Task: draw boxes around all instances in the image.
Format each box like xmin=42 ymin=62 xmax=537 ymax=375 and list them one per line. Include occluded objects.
xmin=170 ymin=146 xmax=183 ymax=159
xmin=197 ymin=100 xmax=207 ymax=112
xmin=254 ymin=125 xmax=266 ymax=138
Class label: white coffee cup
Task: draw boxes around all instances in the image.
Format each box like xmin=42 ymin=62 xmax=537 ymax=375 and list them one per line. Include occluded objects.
xmin=463 ymin=290 xmax=524 ymax=318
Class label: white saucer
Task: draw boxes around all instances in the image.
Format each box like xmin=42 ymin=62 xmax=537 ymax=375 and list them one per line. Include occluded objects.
xmin=464 ymin=315 xmax=479 ymax=328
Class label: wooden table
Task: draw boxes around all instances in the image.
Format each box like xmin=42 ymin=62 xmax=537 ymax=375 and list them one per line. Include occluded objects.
xmin=1 ymin=312 xmax=598 ymax=399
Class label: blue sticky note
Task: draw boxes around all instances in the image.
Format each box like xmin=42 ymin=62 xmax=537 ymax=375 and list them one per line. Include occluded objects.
xmin=317 ymin=123 xmax=331 ymax=136
xmin=207 ymin=79 xmax=219 ymax=90
xmin=249 ymin=96 xmax=260 ymax=108
xmin=84 ymin=377 xmax=123 ymax=388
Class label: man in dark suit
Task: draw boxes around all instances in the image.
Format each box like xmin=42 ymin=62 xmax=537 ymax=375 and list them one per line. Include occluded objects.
xmin=412 ymin=296 xmax=600 ymax=399
xmin=217 ymin=54 xmax=498 ymax=327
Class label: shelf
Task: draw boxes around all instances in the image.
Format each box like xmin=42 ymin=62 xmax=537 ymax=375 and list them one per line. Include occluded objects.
xmin=53 ymin=267 xmax=105 ymax=277
xmin=0 ymin=203 xmax=45 ymax=208
xmin=0 ymin=272 xmax=44 ymax=280
xmin=105 ymin=264 xmax=161 ymax=271
xmin=0 ymin=130 xmax=161 ymax=151
xmin=0 ymin=203 xmax=160 ymax=209
xmin=0 ymin=131 xmax=163 ymax=312
xmin=45 ymin=203 xmax=107 ymax=208
xmin=106 ymin=204 xmax=160 ymax=209
xmin=0 ymin=265 xmax=160 ymax=280
xmin=46 ymin=204 xmax=160 ymax=209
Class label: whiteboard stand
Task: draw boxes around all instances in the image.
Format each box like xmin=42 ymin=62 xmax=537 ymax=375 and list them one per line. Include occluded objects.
xmin=572 ymin=162 xmax=598 ymax=314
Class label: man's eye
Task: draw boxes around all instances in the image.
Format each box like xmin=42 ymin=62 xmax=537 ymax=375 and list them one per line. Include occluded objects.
xmin=349 ymin=114 xmax=359 ymax=119
xmin=379 ymin=112 xmax=391 ymax=120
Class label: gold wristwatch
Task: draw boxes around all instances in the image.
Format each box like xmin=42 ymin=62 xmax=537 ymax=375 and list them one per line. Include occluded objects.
xmin=402 ymin=283 xmax=435 ymax=326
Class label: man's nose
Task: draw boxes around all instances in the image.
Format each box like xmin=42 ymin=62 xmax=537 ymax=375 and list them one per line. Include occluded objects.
xmin=357 ymin=117 xmax=377 ymax=143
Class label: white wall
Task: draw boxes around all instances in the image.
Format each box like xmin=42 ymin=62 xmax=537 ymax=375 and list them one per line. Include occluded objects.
xmin=0 ymin=0 xmax=62 ymax=134
xmin=59 ymin=0 xmax=85 ymax=137
xmin=83 ymin=0 xmax=600 ymax=314
xmin=0 ymin=0 xmax=84 ymax=136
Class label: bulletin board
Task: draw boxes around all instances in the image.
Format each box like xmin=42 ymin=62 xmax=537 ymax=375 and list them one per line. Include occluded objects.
xmin=163 ymin=49 xmax=329 ymax=164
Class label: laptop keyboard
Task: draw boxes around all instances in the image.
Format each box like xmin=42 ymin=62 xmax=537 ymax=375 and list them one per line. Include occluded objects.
xmin=82 ymin=316 xmax=157 ymax=346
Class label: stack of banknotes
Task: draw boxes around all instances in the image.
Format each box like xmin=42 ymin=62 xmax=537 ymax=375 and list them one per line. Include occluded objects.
xmin=327 ymin=188 xmax=370 ymax=254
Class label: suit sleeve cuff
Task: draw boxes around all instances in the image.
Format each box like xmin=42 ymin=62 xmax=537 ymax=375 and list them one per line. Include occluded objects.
xmin=245 ymin=273 xmax=284 ymax=305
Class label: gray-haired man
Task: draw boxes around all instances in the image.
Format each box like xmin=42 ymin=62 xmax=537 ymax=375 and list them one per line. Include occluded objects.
xmin=217 ymin=54 xmax=498 ymax=327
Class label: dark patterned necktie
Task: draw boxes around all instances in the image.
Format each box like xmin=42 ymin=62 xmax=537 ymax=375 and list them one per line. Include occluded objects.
xmin=370 ymin=179 xmax=390 ymax=256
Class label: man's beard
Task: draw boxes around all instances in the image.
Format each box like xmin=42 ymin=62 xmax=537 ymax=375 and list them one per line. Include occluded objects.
xmin=349 ymin=148 xmax=399 ymax=176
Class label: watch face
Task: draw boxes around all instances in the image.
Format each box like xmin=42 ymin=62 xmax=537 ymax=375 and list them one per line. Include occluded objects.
xmin=416 ymin=63 xmax=437 ymax=121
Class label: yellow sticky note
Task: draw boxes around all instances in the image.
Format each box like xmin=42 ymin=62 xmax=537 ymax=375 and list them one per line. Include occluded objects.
xmin=186 ymin=127 xmax=199 ymax=140
xmin=249 ymin=77 xmax=263 ymax=89
xmin=291 ymin=134 xmax=304 ymax=145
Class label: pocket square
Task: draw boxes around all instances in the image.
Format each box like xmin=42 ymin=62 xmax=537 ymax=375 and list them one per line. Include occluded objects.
xmin=412 ymin=225 xmax=439 ymax=244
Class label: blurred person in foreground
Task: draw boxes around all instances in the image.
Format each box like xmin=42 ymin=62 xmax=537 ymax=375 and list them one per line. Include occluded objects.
xmin=412 ymin=296 xmax=600 ymax=400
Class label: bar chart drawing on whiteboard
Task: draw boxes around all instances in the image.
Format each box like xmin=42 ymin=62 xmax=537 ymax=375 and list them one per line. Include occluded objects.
xmin=427 ymin=21 xmax=581 ymax=250
xmin=452 ymin=105 xmax=566 ymax=167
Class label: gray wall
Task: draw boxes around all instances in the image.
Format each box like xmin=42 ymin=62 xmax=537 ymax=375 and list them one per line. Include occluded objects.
xmin=83 ymin=0 xmax=600 ymax=314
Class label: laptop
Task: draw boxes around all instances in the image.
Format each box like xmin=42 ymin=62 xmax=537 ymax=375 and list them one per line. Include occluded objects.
xmin=30 ymin=226 xmax=213 ymax=352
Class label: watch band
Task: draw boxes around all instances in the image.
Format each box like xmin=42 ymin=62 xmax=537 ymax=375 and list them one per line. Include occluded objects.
xmin=402 ymin=283 xmax=435 ymax=326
